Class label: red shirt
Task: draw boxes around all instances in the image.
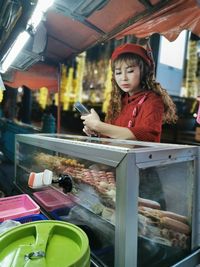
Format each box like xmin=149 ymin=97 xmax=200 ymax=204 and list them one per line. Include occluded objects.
xmin=113 ymin=91 xmax=164 ymax=142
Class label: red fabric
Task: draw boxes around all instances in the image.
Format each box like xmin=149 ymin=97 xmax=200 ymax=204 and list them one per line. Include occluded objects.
xmin=115 ymin=0 xmax=200 ymax=42
xmin=113 ymin=91 xmax=164 ymax=142
xmin=111 ymin=43 xmax=153 ymax=67
xmin=4 ymin=63 xmax=58 ymax=91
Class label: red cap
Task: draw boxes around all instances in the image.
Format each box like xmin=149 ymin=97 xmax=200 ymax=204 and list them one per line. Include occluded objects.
xmin=111 ymin=43 xmax=152 ymax=67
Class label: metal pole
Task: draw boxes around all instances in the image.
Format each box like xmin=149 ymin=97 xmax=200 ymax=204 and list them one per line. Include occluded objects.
xmin=57 ymin=63 xmax=61 ymax=133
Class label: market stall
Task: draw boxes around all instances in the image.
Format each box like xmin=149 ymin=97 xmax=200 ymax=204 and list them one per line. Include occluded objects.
xmin=0 ymin=1 xmax=200 ymax=266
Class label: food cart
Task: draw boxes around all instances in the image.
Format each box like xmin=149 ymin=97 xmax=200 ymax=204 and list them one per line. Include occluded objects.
xmin=14 ymin=133 xmax=200 ymax=267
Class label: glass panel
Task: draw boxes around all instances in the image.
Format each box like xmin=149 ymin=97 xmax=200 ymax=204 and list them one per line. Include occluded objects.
xmin=38 ymin=134 xmax=145 ymax=149
xmin=16 ymin=141 xmax=115 ymax=266
xmin=138 ymin=161 xmax=194 ymax=266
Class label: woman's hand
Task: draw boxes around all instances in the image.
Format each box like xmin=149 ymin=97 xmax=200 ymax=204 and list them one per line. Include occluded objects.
xmin=81 ymin=108 xmax=136 ymax=139
xmin=81 ymin=109 xmax=100 ymax=132
xmin=82 ymin=125 xmax=97 ymax=136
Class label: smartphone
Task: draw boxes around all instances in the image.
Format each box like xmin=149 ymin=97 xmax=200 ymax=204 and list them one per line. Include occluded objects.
xmin=74 ymin=101 xmax=90 ymax=115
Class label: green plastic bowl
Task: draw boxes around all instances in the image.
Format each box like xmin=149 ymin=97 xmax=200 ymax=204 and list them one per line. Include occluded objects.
xmin=0 ymin=220 xmax=90 ymax=267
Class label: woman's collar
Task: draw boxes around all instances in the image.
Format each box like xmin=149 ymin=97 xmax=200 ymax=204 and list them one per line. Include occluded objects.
xmin=124 ymin=90 xmax=148 ymax=103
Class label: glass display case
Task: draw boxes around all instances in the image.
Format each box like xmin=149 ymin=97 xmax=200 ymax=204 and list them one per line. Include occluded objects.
xmin=14 ymin=134 xmax=200 ymax=267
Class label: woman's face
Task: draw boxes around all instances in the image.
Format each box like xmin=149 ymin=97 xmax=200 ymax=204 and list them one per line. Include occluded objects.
xmin=114 ymin=60 xmax=141 ymax=96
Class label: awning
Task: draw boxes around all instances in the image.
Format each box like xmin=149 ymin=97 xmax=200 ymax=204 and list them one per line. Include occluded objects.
xmin=4 ymin=63 xmax=58 ymax=91
xmin=115 ymin=0 xmax=200 ymax=41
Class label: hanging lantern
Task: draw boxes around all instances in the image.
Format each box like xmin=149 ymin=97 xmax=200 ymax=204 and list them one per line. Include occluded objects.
xmin=102 ymin=60 xmax=112 ymax=113
xmin=0 ymin=90 xmax=3 ymax=103
xmin=38 ymin=87 xmax=48 ymax=109
xmin=186 ymin=40 xmax=198 ymax=97
xmin=74 ymin=52 xmax=86 ymax=103
xmin=54 ymin=92 xmax=58 ymax=106
xmin=60 ymin=64 xmax=67 ymax=105
xmin=62 ymin=67 xmax=74 ymax=110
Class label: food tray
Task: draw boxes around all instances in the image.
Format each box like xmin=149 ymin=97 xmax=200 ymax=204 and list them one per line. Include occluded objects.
xmin=33 ymin=189 xmax=75 ymax=211
xmin=14 ymin=213 xmax=48 ymax=224
xmin=0 ymin=194 xmax=40 ymax=222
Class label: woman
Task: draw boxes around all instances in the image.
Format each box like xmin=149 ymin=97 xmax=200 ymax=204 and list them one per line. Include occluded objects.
xmin=81 ymin=43 xmax=177 ymax=142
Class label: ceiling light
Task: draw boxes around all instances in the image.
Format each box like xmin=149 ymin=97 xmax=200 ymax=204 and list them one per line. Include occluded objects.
xmin=18 ymin=86 xmax=23 ymax=93
xmin=0 ymin=0 xmax=54 ymax=73
xmin=27 ymin=0 xmax=54 ymax=31
xmin=0 ymin=31 xmax=30 ymax=73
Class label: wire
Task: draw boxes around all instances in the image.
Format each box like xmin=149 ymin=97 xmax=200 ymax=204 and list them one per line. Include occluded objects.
xmin=3 ymin=1 xmax=21 ymax=31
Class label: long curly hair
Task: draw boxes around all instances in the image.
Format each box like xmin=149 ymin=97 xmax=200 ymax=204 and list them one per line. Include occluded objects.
xmin=105 ymin=53 xmax=178 ymax=124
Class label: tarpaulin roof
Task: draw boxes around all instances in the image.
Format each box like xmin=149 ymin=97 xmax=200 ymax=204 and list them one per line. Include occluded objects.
xmin=42 ymin=0 xmax=200 ymax=63
xmin=115 ymin=0 xmax=200 ymax=41
xmin=5 ymin=63 xmax=58 ymax=91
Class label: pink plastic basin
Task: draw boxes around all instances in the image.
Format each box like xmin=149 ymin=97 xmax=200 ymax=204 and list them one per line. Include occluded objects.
xmin=0 ymin=194 xmax=40 ymax=222
xmin=33 ymin=189 xmax=75 ymax=211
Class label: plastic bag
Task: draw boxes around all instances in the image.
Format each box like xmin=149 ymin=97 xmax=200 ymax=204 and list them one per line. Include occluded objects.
xmin=0 ymin=220 xmax=21 ymax=234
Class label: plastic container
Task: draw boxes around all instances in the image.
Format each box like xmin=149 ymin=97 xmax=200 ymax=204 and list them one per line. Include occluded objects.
xmin=50 ymin=207 xmax=71 ymax=220
xmin=15 ymin=213 xmax=48 ymax=224
xmin=28 ymin=169 xmax=53 ymax=188
xmin=33 ymin=189 xmax=75 ymax=211
xmin=0 ymin=220 xmax=90 ymax=267
xmin=0 ymin=194 xmax=40 ymax=222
